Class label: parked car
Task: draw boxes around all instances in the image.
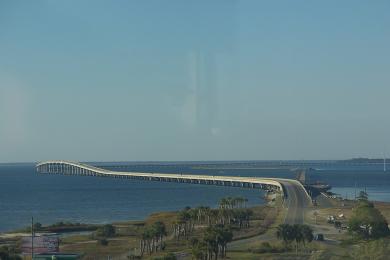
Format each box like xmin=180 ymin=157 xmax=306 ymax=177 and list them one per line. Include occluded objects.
xmin=315 ymin=233 xmax=324 ymax=241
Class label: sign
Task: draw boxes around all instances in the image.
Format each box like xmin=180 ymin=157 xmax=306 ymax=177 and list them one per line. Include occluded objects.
xmin=21 ymin=236 xmax=59 ymax=254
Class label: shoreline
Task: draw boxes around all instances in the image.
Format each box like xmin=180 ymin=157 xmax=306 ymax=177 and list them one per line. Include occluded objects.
xmin=1 ymin=193 xmax=274 ymax=238
xmin=3 ymin=195 xmax=390 ymax=237
xmin=2 ymin=195 xmax=390 ymax=259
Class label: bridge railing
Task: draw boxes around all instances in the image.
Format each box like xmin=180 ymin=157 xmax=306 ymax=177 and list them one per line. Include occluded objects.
xmin=36 ymin=161 xmax=290 ymax=195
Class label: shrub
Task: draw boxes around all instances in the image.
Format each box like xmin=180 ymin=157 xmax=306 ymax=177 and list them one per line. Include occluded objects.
xmin=33 ymin=222 xmax=42 ymax=230
xmin=348 ymin=198 xmax=389 ymax=239
xmin=98 ymin=238 xmax=109 ymax=246
xmin=252 ymin=242 xmax=286 ymax=254
xmin=97 ymin=224 xmax=116 ymax=237
xmin=0 ymin=246 xmax=22 ymax=260
xmin=152 ymin=253 xmax=177 ymax=260
xmin=350 ymin=239 xmax=390 ymax=260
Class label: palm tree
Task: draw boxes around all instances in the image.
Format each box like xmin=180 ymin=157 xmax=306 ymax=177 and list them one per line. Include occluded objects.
xmin=203 ymin=225 xmax=233 ymax=259
xmin=204 ymin=227 xmax=218 ymax=259
xmin=203 ymin=207 xmax=212 ymax=226
xmin=151 ymin=221 xmax=167 ymax=251
xmin=226 ymin=197 xmax=234 ymax=209
xmin=191 ymin=238 xmax=207 ymax=260
xmin=276 ymin=224 xmax=294 ymax=247
xmin=140 ymin=227 xmax=153 ymax=255
xmin=219 ymin=198 xmax=228 ymax=209
xmin=216 ymin=225 xmax=233 ymax=258
xmin=196 ymin=206 xmax=208 ymax=223
xmin=292 ymin=224 xmax=303 ymax=253
xmin=300 ymin=225 xmax=314 ymax=247
xmin=357 ymin=190 xmax=369 ymax=201
xmin=237 ymin=197 xmax=246 ymax=208
xmin=243 ymin=197 xmax=248 ymax=208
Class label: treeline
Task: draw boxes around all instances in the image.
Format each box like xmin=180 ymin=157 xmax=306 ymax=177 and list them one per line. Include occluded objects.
xmin=176 ymin=197 xmax=253 ymax=259
xmin=137 ymin=196 xmax=253 ymax=259
xmin=171 ymin=197 xmax=253 ymax=240
xmin=276 ymin=224 xmax=314 ymax=253
xmin=31 ymin=221 xmax=98 ymax=233
xmin=191 ymin=225 xmax=233 ymax=260
xmin=140 ymin=221 xmax=167 ymax=256
xmin=0 ymin=246 xmax=21 ymax=260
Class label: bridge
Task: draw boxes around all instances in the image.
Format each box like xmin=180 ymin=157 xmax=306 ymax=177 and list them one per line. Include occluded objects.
xmin=36 ymin=161 xmax=311 ymax=224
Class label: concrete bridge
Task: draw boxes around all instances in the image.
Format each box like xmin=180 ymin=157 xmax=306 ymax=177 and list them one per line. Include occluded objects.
xmin=36 ymin=161 xmax=311 ymax=224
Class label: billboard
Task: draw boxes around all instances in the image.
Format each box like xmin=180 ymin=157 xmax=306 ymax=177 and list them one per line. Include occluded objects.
xmin=21 ymin=236 xmax=59 ymax=254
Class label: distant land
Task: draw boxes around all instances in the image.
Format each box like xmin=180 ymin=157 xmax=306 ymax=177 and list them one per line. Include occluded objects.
xmin=342 ymin=158 xmax=388 ymax=163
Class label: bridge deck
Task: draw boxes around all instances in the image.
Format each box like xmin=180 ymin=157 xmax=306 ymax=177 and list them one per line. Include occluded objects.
xmin=36 ymin=161 xmax=312 ymax=224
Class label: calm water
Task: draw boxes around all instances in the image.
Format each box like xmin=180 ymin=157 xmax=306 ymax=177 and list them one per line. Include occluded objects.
xmin=1 ymin=161 xmax=390 ymax=232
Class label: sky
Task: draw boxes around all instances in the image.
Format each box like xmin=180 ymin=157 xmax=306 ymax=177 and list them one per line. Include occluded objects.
xmin=1 ymin=0 xmax=390 ymax=163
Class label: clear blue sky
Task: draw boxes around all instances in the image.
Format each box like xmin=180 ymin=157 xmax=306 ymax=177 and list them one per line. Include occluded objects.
xmin=1 ymin=0 xmax=389 ymax=163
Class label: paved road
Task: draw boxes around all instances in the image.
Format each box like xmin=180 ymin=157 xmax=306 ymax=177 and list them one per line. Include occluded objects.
xmin=228 ymin=180 xmax=311 ymax=250
xmin=280 ymin=180 xmax=311 ymax=224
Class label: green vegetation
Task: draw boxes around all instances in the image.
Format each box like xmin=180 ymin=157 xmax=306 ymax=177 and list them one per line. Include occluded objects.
xmin=140 ymin=221 xmax=167 ymax=256
xmin=134 ymin=196 xmax=261 ymax=259
xmin=348 ymin=191 xmax=390 ymax=239
xmin=276 ymin=224 xmax=314 ymax=253
xmin=190 ymin=225 xmax=233 ymax=259
xmin=349 ymin=239 xmax=390 ymax=260
xmin=26 ymin=221 xmax=97 ymax=233
xmin=0 ymin=246 xmax=21 ymax=260
xmin=98 ymin=238 xmax=109 ymax=246
xmin=33 ymin=196 xmax=281 ymax=259
xmin=151 ymin=253 xmax=177 ymax=260
xmin=251 ymin=241 xmax=286 ymax=254
xmin=96 ymin=224 xmax=116 ymax=238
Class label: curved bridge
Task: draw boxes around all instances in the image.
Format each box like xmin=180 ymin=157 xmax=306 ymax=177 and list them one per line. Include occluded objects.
xmin=36 ymin=161 xmax=311 ymax=224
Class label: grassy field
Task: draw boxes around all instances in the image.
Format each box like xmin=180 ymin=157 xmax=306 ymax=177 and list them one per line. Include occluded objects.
xmin=5 ymin=196 xmax=390 ymax=259
xmin=59 ymin=203 xmax=281 ymax=259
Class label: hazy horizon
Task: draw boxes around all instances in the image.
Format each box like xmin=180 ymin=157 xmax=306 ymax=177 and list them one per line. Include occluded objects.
xmin=1 ymin=1 xmax=390 ymax=163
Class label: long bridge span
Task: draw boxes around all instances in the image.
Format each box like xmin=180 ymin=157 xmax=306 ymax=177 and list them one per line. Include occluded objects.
xmin=36 ymin=161 xmax=311 ymax=224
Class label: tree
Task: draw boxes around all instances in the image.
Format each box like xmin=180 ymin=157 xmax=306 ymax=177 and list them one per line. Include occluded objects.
xmin=97 ymin=224 xmax=115 ymax=237
xmin=191 ymin=238 xmax=207 ymax=260
xmin=0 ymin=246 xmax=21 ymax=260
xmin=193 ymin=225 xmax=233 ymax=260
xmin=98 ymin=238 xmax=109 ymax=246
xmin=276 ymin=224 xmax=294 ymax=247
xmin=276 ymin=224 xmax=313 ymax=251
xmin=292 ymin=224 xmax=304 ymax=253
xmin=350 ymin=239 xmax=390 ymax=260
xmin=140 ymin=221 xmax=167 ymax=256
xmin=173 ymin=208 xmax=194 ymax=240
xmin=357 ymin=190 xmax=369 ymax=201
xmin=215 ymin=225 xmax=233 ymax=258
xmin=33 ymin=222 xmax=42 ymax=230
xmin=232 ymin=208 xmax=253 ymax=229
xmin=300 ymin=225 xmax=314 ymax=245
xmin=348 ymin=194 xmax=389 ymax=239
xmin=219 ymin=198 xmax=229 ymax=209
xmin=152 ymin=221 xmax=167 ymax=251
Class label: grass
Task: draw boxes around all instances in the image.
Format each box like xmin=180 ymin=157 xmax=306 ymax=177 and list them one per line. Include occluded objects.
xmin=15 ymin=196 xmax=390 ymax=259
xmin=227 ymin=251 xmax=313 ymax=260
xmin=55 ymin=203 xmax=278 ymax=259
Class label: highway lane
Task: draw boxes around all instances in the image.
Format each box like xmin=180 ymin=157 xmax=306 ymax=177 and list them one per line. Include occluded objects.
xmin=280 ymin=180 xmax=311 ymax=224
xmin=228 ymin=180 xmax=311 ymax=250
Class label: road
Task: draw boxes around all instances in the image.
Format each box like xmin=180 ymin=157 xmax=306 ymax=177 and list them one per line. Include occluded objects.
xmin=228 ymin=180 xmax=311 ymax=250
xmin=280 ymin=180 xmax=311 ymax=224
